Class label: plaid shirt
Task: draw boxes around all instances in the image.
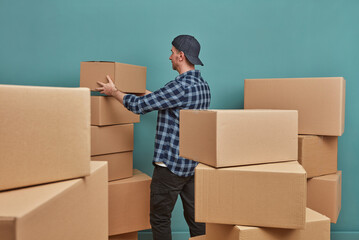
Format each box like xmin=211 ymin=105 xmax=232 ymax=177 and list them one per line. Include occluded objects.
xmin=123 ymin=70 xmax=211 ymax=177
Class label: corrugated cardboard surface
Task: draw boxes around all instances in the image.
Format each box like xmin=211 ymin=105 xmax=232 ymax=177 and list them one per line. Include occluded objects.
xmin=91 ymin=124 xmax=134 ymax=156
xmin=109 ymin=169 xmax=151 ymax=235
xmin=189 ymin=235 xmax=206 ymax=240
xmin=109 ymin=231 xmax=138 ymax=240
xmin=244 ymin=77 xmax=345 ymax=136
xmin=195 ymin=161 xmax=307 ymax=229
xmin=298 ymin=135 xmax=338 ymax=178
xmin=206 ymin=208 xmax=330 ymax=240
xmin=91 ymin=152 xmax=133 ymax=181
xmin=180 ymin=109 xmax=298 ymax=168
xmin=0 ymin=84 xmax=90 ymax=191
xmin=307 ymin=171 xmax=342 ymax=223
xmin=0 ymin=161 xmax=108 ymax=240
xmin=91 ymin=96 xmax=140 ymax=126
xmin=80 ymin=61 xmax=146 ymax=93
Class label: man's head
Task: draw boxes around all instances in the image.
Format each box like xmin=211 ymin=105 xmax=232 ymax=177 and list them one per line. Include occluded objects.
xmin=169 ymin=35 xmax=203 ymax=72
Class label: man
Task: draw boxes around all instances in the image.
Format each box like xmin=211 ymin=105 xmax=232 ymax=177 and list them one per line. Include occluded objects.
xmin=96 ymin=35 xmax=211 ymax=240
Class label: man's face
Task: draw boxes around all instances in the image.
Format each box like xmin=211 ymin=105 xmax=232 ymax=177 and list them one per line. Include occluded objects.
xmin=169 ymin=46 xmax=181 ymax=71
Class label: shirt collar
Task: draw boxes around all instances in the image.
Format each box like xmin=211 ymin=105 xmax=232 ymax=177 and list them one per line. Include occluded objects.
xmin=175 ymin=69 xmax=201 ymax=81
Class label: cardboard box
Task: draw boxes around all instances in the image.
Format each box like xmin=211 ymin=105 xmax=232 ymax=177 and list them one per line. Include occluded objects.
xmin=244 ymin=77 xmax=345 ymax=136
xmin=91 ymin=152 xmax=133 ymax=181
xmin=189 ymin=236 xmax=206 ymax=240
xmin=109 ymin=232 xmax=138 ymax=240
xmin=206 ymin=208 xmax=330 ymax=240
xmin=91 ymin=96 xmax=140 ymax=126
xmin=80 ymin=61 xmax=146 ymax=93
xmin=0 ymin=84 xmax=90 ymax=191
xmin=298 ymin=135 xmax=338 ymax=178
xmin=0 ymin=161 xmax=108 ymax=240
xmin=195 ymin=161 xmax=307 ymax=229
xmin=109 ymin=169 xmax=151 ymax=235
xmin=91 ymin=124 xmax=134 ymax=156
xmin=307 ymin=171 xmax=342 ymax=223
xmin=180 ymin=109 xmax=298 ymax=168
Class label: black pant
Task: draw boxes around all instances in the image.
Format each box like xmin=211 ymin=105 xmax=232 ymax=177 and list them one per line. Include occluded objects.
xmin=150 ymin=165 xmax=205 ymax=240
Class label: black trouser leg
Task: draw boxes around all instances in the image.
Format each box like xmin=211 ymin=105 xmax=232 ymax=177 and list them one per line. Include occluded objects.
xmin=180 ymin=176 xmax=206 ymax=237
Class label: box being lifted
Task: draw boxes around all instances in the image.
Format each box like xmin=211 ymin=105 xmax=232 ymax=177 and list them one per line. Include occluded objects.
xmin=80 ymin=61 xmax=146 ymax=93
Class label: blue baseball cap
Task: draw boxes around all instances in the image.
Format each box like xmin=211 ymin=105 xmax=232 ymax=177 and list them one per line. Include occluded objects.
xmin=172 ymin=35 xmax=204 ymax=66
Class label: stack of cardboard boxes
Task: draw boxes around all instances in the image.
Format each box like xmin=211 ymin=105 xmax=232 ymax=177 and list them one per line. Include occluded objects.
xmin=244 ymin=77 xmax=345 ymax=224
xmin=80 ymin=61 xmax=151 ymax=240
xmin=0 ymin=85 xmax=108 ymax=240
xmin=180 ymin=77 xmax=345 ymax=240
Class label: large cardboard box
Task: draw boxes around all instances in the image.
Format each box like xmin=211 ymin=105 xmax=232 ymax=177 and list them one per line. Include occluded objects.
xmin=244 ymin=77 xmax=345 ymax=136
xmin=180 ymin=109 xmax=298 ymax=168
xmin=189 ymin=236 xmax=206 ymax=240
xmin=80 ymin=61 xmax=146 ymax=93
xmin=206 ymin=208 xmax=330 ymax=240
xmin=91 ymin=152 xmax=133 ymax=181
xmin=298 ymin=135 xmax=338 ymax=178
xmin=109 ymin=232 xmax=138 ymax=240
xmin=91 ymin=96 xmax=140 ymax=126
xmin=91 ymin=124 xmax=134 ymax=156
xmin=0 ymin=85 xmax=90 ymax=191
xmin=0 ymin=161 xmax=108 ymax=240
xmin=307 ymin=171 xmax=342 ymax=223
xmin=109 ymin=169 xmax=151 ymax=235
xmin=195 ymin=161 xmax=307 ymax=229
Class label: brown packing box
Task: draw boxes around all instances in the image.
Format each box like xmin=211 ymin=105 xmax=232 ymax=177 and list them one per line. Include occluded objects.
xmin=91 ymin=152 xmax=133 ymax=181
xmin=80 ymin=61 xmax=146 ymax=93
xmin=91 ymin=124 xmax=134 ymax=156
xmin=307 ymin=171 xmax=342 ymax=223
xmin=0 ymin=161 xmax=108 ymax=240
xmin=180 ymin=109 xmax=298 ymax=168
xmin=189 ymin=236 xmax=206 ymax=240
xmin=206 ymin=208 xmax=330 ymax=240
xmin=91 ymin=96 xmax=140 ymax=126
xmin=109 ymin=169 xmax=151 ymax=235
xmin=195 ymin=161 xmax=307 ymax=229
xmin=298 ymin=135 xmax=338 ymax=178
xmin=244 ymin=77 xmax=345 ymax=136
xmin=109 ymin=232 xmax=138 ymax=240
xmin=0 ymin=85 xmax=90 ymax=191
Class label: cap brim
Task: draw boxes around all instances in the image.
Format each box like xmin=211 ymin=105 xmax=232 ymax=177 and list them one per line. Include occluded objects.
xmin=186 ymin=55 xmax=204 ymax=66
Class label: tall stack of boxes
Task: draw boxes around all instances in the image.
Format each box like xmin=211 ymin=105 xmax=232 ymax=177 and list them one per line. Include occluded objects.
xmin=181 ymin=77 xmax=345 ymax=240
xmin=244 ymin=77 xmax=345 ymax=224
xmin=181 ymin=109 xmax=331 ymax=240
xmin=80 ymin=61 xmax=151 ymax=240
xmin=0 ymin=85 xmax=108 ymax=240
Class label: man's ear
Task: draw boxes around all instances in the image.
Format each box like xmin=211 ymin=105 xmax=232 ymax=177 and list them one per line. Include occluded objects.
xmin=179 ymin=51 xmax=186 ymax=61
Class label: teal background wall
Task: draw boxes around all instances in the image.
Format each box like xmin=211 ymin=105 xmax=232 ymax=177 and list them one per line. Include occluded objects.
xmin=1 ymin=0 xmax=358 ymax=239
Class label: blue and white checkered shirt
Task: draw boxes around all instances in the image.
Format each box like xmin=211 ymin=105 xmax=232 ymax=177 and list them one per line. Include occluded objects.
xmin=123 ymin=70 xmax=211 ymax=177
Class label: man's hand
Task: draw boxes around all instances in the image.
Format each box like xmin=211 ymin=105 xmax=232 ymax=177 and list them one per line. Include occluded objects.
xmin=95 ymin=75 xmax=118 ymax=96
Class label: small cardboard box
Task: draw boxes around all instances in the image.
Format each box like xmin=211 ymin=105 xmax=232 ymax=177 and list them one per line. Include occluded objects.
xmin=0 ymin=161 xmax=108 ymax=240
xmin=109 ymin=232 xmax=138 ymax=240
xmin=0 ymin=84 xmax=90 ymax=191
xmin=180 ymin=109 xmax=298 ymax=168
xmin=244 ymin=77 xmax=345 ymax=136
xmin=195 ymin=161 xmax=307 ymax=229
xmin=91 ymin=96 xmax=140 ymax=126
xmin=91 ymin=152 xmax=133 ymax=181
xmin=91 ymin=124 xmax=134 ymax=156
xmin=206 ymin=208 xmax=330 ymax=240
xmin=307 ymin=171 xmax=342 ymax=223
xmin=298 ymin=135 xmax=338 ymax=178
xmin=189 ymin=235 xmax=206 ymax=240
xmin=109 ymin=169 xmax=151 ymax=235
xmin=80 ymin=61 xmax=146 ymax=93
